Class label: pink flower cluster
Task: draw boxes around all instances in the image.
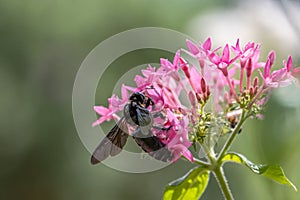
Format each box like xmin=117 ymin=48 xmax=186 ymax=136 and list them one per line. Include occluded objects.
xmin=93 ymin=38 xmax=300 ymax=162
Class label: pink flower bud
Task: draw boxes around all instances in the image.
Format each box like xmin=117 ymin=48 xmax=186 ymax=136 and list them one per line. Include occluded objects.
xmin=195 ymin=92 xmax=202 ymax=104
xmin=253 ymin=76 xmax=259 ymax=88
xmin=268 ymin=51 xmax=276 ymax=66
xmin=206 ymin=86 xmax=210 ymax=97
xmin=182 ymin=65 xmax=190 ymax=78
xmin=246 ymin=58 xmax=253 ymax=78
xmin=286 ymin=56 xmax=293 ymax=72
xmin=201 ymin=78 xmax=207 ymax=93
xmin=188 ymin=91 xmax=196 ymax=107
xmin=250 ymin=87 xmax=254 ymax=96
xmin=202 ymin=37 xmax=212 ymax=51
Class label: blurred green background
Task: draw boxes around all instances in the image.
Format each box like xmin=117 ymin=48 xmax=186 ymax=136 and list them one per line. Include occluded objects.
xmin=1 ymin=0 xmax=300 ymax=199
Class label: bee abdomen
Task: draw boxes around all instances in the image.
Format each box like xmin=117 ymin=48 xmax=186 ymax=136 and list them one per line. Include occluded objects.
xmin=133 ymin=130 xmax=173 ymax=162
xmin=134 ymin=135 xmax=165 ymax=152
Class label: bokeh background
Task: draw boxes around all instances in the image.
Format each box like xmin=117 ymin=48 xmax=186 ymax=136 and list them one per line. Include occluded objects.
xmin=1 ymin=0 xmax=300 ymax=199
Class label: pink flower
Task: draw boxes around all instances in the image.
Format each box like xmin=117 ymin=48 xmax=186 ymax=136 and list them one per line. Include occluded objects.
xmin=93 ymin=37 xmax=299 ymax=164
xmin=186 ymin=37 xmax=212 ymax=55
xmin=285 ymin=56 xmax=300 ymax=76
xmin=185 ymin=38 xmax=214 ymax=71
xmin=159 ymin=50 xmax=181 ymax=72
xmin=135 ymin=65 xmax=159 ymax=91
xmin=182 ymin=64 xmax=202 ymax=93
xmin=261 ymin=55 xmax=298 ymax=88
xmin=162 ymin=113 xmax=193 ymax=162
xmin=92 ymin=95 xmax=120 ymax=127
xmin=93 ymin=84 xmax=134 ymax=126
xmin=209 ymin=44 xmax=239 ymax=77
xmin=232 ymin=39 xmax=261 ymax=67
xmin=170 ymin=144 xmax=194 ymax=162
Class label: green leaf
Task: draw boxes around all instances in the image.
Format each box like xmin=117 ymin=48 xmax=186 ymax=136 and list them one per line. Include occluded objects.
xmin=222 ymin=152 xmax=297 ymax=191
xmin=163 ymin=167 xmax=210 ymax=200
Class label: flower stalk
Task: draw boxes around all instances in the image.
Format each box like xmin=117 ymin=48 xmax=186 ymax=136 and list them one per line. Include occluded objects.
xmin=191 ymin=110 xmax=246 ymax=200
xmin=213 ymin=166 xmax=234 ymax=200
xmin=218 ymin=110 xmax=247 ymax=161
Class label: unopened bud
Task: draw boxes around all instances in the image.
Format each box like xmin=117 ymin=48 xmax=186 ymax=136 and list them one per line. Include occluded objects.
xmin=203 ymin=93 xmax=207 ymax=102
xmin=188 ymin=91 xmax=196 ymax=107
xmin=254 ymin=86 xmax=258 ymax=95
xmin=268 ymin=51 xmax=275 ymax=66
xmin=182 ymin=65 xmax=190 ymax=78
xmin=206 ymin=86 xmax=210 ymax=97
xmin=250 ymin=87 xmax=254 ymax=96
xmin=196 ymin=92 xmax=202 ymax=103
xmin=201 ymin=78 xmax=207 ymax=93
xmin=246 ymin=58 xmax=253 ymax=78
xmin=253 ymin=76 xmax=259 ymax=88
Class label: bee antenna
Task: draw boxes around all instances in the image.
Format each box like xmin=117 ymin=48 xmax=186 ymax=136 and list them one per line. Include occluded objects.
xmin=144 ymin=85 xmax=160 ymax=97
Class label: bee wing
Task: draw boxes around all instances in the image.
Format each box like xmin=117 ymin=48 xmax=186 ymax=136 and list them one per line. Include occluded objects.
xmin=133 ymin=128 xmax=173 ymax=162
xmin=148 ymin=147 xmax=173 ymax=162
xmin=110 ymin=119 xmax=129 ymax=156
xmin=91 ymin=118 xmax=129 ymax=165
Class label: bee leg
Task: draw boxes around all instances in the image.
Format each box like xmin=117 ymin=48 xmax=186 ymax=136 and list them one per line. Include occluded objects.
xmin=132 ymin=126 xmax=140 ymax=137
xmin=152 ymin=125 xmax=172 ymax=131
xmin=152 ymin=111 xmax=165 ymax=119
xmin=145 ymin=97 xmax=155 ymax=109
xmin=238 ymin=128 xmax=242 ymax=134
xmin=133 ymin=125 xmax=153 ymax=138
xmin=136 ymin=104 xmax=151 ymax=113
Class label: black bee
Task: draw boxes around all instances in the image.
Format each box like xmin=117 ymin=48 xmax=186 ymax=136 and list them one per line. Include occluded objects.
xmin=227 ymin=115 xmax=242 ymax=134
xmin=91 ymin=92 xmax=173 ymax=164
xmin=227 ymin=115 xmax=238 ymax=129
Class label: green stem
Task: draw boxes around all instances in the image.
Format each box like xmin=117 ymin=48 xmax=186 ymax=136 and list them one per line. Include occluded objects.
xmin=213 ymin=166 xmax=234 ymax=200
xmin=193 ymin=157 xmax=210 ymax=167
xmin=202 ymin=142 xmax=215 ymax=163
xmin=180 ymin=155 xmax=210 ymax=167
xmin=217 ymin=110 xmax=246 ymax=161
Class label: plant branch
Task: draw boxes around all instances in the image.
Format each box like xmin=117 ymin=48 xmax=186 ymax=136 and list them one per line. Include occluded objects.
xmin=217 ymin=110 xmax=246 ymax=161
xmin=213 ymin=166 xmax=234 ymax=200
xmin=193 ymin=157 xmax=210 ymax=167
xmin=201 ymin=141 xmax=215 ymax=164
xmin=180 ymin=155 xmax=210 ymax=167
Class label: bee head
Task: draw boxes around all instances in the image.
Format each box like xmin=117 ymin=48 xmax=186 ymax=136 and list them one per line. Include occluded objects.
xmin=129 ymin=92 xmax=146 ymax=105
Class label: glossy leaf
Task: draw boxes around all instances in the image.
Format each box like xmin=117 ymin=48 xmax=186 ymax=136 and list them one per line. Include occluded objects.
xmin=222 ymin=152 xmax=297 ymax=191
xmin=163 ymin=167 xmax=210 ymax=200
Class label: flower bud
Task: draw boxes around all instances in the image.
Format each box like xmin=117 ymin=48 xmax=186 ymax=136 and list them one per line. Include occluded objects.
xmin=206 ymin=86 xmax=210 ymax=97
xmin=268 ymin=50 xmax=276 ymax=66
xmin=250 ymin=87 xmax=254 ymax=96
xmin=182 ymin=65 xmax=190 ymax=78
xmin=253 ymin=76 xmax=259 ymax=88
xmin=246 ymin=58 xmax=253 ymax=78
xmin=196 ymin=92 xmax=203 ymax=104
xmin=201 ymin=78 xmax=207 ymax=93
